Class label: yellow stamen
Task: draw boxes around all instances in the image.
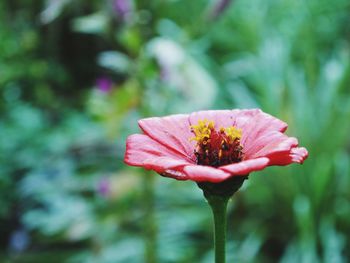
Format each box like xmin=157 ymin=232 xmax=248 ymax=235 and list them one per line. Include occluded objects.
xmin=190 ymin=119 xmax=215 ymax=143
xmin=225 ymin=126 xmax=242 ymax=141
xmin=191 ymin=119 xmax=242 ymax=144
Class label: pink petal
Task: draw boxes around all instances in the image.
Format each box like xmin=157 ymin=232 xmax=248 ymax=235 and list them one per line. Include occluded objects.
xmin=183 ymin=165 xmax=232 ymax=183
xmin=160 ymin=168 xmax=188 ymax=180
xmin=138 ymin=114 xmax=195 ymax=161
xmin=230 ymin=109 xmax=262 ymax=130
xmin=245 ymin=131 xmax=298 ymax=159
xmin=268 ymin=147 xmax=309 ymax=165
xmin=189 ymin=110 xmax=236 ymax=129
xmin=239 ymin=110 xmax=288 ymax=147
xmin=124 ymin=134 xmax=192 ymax=177
xmin=144 ymin=157 xmax=189 ymax=171
xmin=190 ymin=109 xmax=266 ymax=130
xmin=220 ymin=157 xmax=270 ymax=175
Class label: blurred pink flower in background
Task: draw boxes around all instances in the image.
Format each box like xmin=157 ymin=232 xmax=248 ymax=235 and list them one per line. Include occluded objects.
xmin=97 ymin=174 xmax=140 ymax=199
xmin=113 ymin=0 xmax=132 ymax=21
xmin=95 ymin=77 xmax=113 ymax=93
xmin=97 ymin=177 xmax=110 ymax=197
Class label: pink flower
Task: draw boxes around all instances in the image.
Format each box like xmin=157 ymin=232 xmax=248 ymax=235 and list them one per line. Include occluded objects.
xmin=124 ymin=109 xmax=308 ymax=183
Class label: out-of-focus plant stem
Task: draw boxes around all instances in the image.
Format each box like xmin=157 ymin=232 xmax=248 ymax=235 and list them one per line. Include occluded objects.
xmin=143 ymin=171 xmax=157 ymax=263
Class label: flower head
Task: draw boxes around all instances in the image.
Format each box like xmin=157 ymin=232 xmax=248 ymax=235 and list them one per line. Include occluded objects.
xmin=124 ymin=109 xmax=308 ymax=183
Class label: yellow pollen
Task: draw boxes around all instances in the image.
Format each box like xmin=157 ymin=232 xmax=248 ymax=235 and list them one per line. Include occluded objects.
xmin=190 ymin=119 xmax=215 ymax=143
xmin=190 ymin=119 xmax=242 ymax=144
xmin=225 ymin=126 xmax=242 ymax=141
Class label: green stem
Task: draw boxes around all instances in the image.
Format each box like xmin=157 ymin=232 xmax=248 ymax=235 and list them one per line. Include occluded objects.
xmin=206 ymin=195 xmax=230 ymax=263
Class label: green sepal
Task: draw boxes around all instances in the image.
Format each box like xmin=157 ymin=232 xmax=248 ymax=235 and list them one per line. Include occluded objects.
xmin=197 ymin=175 xmax=248 ymax=198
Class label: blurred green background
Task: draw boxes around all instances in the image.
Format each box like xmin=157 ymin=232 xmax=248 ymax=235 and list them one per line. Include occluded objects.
xmin=1 ymin=0 xmax=350 ymax=262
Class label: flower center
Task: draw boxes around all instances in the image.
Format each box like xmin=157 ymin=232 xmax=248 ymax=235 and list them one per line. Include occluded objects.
xmin=190 ymin=119 xmax=244 ymax=167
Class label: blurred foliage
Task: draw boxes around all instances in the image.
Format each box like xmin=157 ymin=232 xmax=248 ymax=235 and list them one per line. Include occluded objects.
xmin=1 ymin=0 xmax=350 ymax=262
